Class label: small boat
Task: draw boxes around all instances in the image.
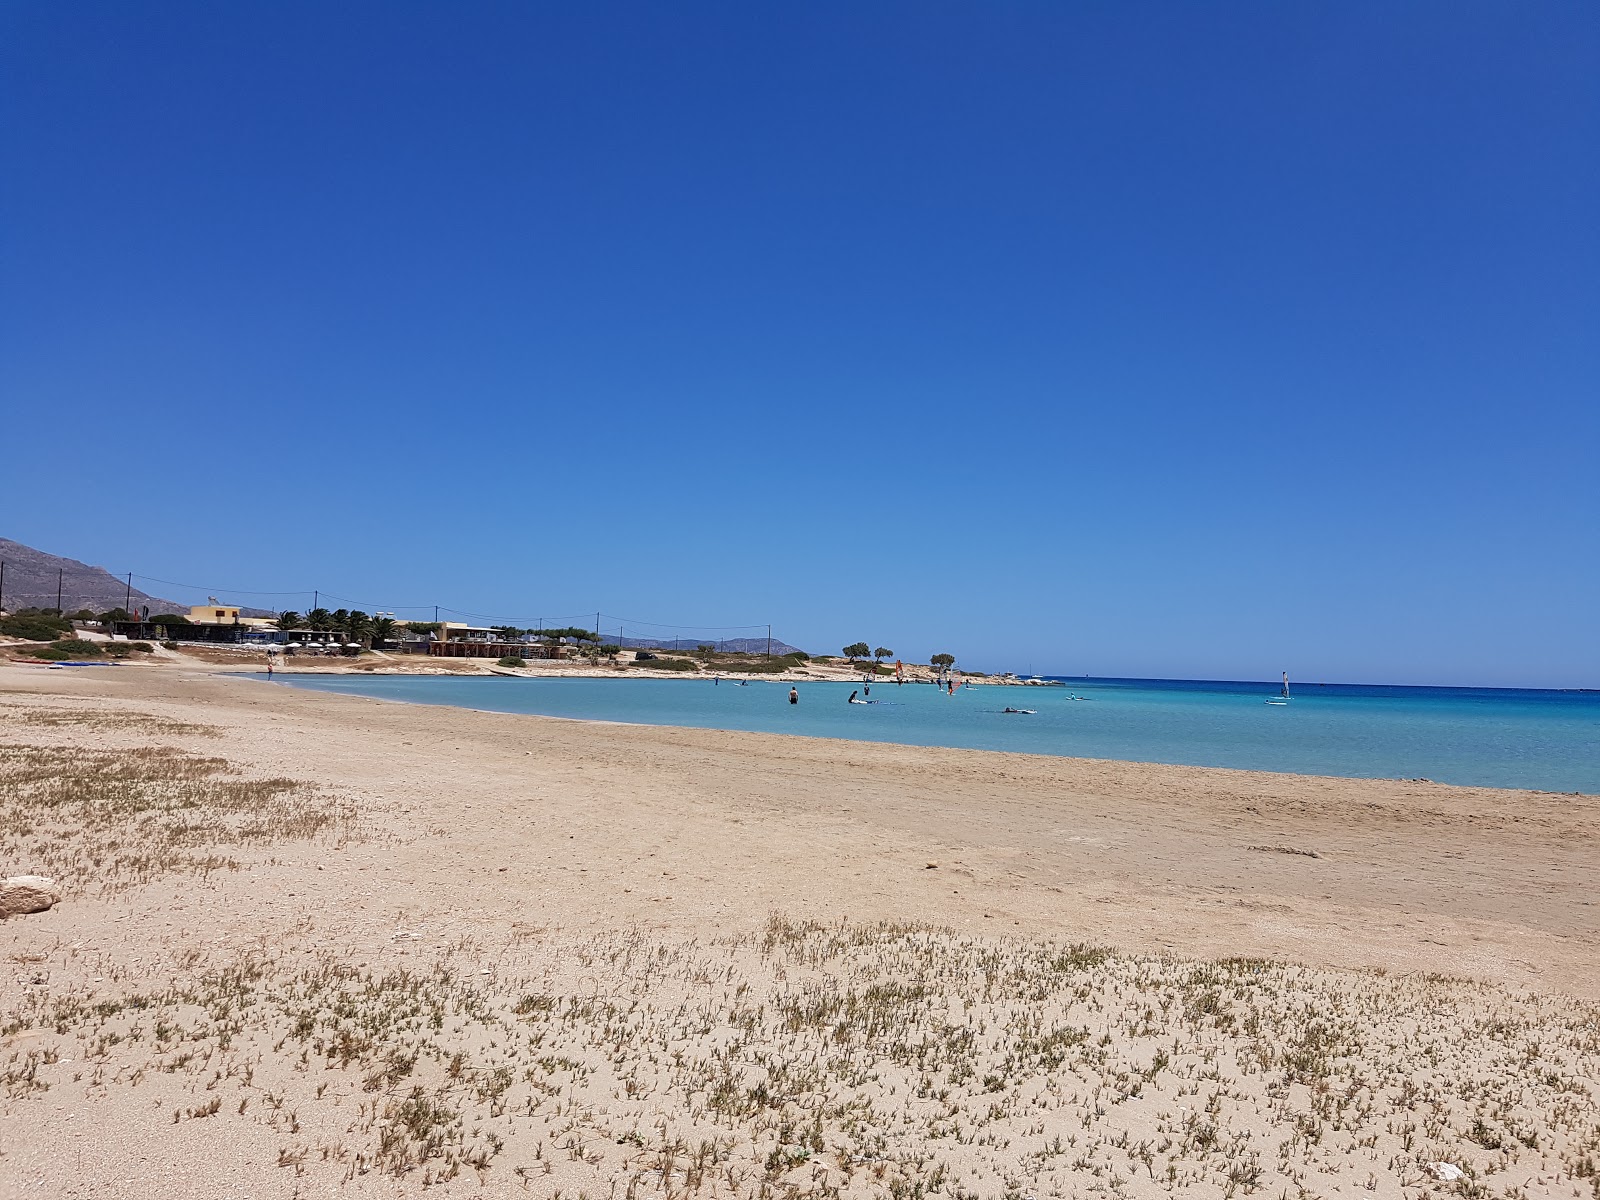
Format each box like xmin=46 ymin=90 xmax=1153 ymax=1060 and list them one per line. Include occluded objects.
xmin=1266 ymin=671 xmax=1291 ymax=705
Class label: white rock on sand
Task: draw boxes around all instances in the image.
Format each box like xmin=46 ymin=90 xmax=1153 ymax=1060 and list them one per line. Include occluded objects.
xmin=0 ymin=875 xmax=59 ymax=917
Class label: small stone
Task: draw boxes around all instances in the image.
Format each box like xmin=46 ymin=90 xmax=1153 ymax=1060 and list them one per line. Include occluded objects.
xmin=925 ymin=861 xmax=938 ymax=869
xmin=0 ymin=876 xmax=59 ymax=918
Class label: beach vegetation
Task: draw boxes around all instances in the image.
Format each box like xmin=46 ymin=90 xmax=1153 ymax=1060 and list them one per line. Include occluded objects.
xmin=931 ymin=652 xmax=956 ymax=669
xmin=41 ymin=638 xmax=104 ymax=659
xmin=874 ymin=646 xmax=894 ymax=665
xmin=130 ymin=641 xmax=154 ymax=653
xmin=161 ymin=641 xmax=179 ymax=651
xmin=97 ymin=607 xmax=131 ymax=624
xmin=151 ymin=613 xmax=191 ymax=625
xmin=641 ymin=656 xmax=698 ymax=671
xmin=0 ymin=611 xmax=73 ymax=641
xmin=275 ymin=611 xmax=301 ymax=631
xmin=496 ymin=655 xmax=526 ymax=667
xmin=67 ymin=608 xmax=97 ymax=621
xmin=370 ymin=617 xmax=397 ymax=646
xmin=783 ymin=650 xmax=809 ymax=662
xmin=403 ymin=621 xmax=441 ymax=638
xmin=304 ymin=608 xmax=334 ymax=631
xmin=843 ymin=642 xmax=871 ymax=663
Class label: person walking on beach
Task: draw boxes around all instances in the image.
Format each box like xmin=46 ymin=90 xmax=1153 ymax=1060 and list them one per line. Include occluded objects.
xmin=788 ymin=687 xmax=798 ymax=705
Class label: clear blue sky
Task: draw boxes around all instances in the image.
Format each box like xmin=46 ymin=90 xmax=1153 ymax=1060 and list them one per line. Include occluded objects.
xmin=4 ymin=3 xmax=1596 ymax=687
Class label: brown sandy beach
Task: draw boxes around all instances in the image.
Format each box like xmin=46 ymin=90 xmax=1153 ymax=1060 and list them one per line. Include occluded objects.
xmin=3 ymin=660 xmax=1597 ymax=1197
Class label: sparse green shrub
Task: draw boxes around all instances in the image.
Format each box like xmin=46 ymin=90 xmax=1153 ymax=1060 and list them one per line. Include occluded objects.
xmin=49 ymin=639 xmax=104 ymax=658
xmin=641 ymin=656 xmax=698 ymax=672
xmin=161 ymin=641 xmax=179 ymax=651
xmin=131 ymin=641 xmax=154 ymax=653
xmin=0 ymin=612 xmax=72 ymax=641
xmin=496 ymin=656 xmax=526 ymax=668
xmin=717 ymin=659 xmax=788 ymax=674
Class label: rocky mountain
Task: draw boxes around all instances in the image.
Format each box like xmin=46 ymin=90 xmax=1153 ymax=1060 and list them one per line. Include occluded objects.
xmin=0 ymin=537 xmax=190 ymax=616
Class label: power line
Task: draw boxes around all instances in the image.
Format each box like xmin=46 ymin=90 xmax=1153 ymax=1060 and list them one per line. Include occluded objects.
xmin=121 ymin=572 xmax=778 ymax=639
xmin=131 ymin=574 xmax=313 ymax=597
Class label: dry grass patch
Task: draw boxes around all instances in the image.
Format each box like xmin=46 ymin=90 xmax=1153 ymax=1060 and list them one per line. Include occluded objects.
xmin=5 ymin=918 xmax=1598 ymax=1197
xmin=0 ymin=741 xmax=355 ymax=896
xmin=0 ymin=700 xmax=219 ymax=736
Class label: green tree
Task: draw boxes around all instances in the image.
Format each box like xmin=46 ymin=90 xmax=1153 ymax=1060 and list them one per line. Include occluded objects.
xmin=345 ymin=610 xmax=372 ymax=640
xmin=930 ymin=653 xmax=955 ymax=669
xmin=873 ymin=646 xmax=894 ymax=665
xmin=151 ymin=613 xmax=190 ymax=625
xmin=276 ymin=611 xmax=301 ymax=631
xmin=370 ymin=617 xmax=397 ymax=646
xmin=305 ymin=608 xmax=333 ymax=632
xmin=843 ymin=642 xmax=871 ymax=663
xmin=98 ymin=608 xmax=131 ymax=624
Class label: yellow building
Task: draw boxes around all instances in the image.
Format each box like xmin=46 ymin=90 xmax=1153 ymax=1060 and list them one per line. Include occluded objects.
xmin=187 ymin=599 xmax=275 ymax=629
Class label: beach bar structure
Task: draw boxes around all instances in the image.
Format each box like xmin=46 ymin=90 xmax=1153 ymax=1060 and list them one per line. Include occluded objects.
xmin=418 ymin=623 xmax=576 ymax=659
xmin=112 ymin=620 xmax=254 ymax=644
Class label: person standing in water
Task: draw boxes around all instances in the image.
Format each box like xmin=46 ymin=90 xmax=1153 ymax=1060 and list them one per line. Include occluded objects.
xmin=788 ymin=687 xmax=798 ymax=705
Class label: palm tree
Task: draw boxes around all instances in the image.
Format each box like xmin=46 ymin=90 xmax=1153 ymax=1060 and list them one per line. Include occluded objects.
xmin=276 ymin=611 xmax=301 ymax=631
xmin=305 ymin=608 xmax=333 ymax=632
xmin=370 ymin=617 xmax=397 ymax=647
xmin=345 ymin=610 xmax=372 ymax=641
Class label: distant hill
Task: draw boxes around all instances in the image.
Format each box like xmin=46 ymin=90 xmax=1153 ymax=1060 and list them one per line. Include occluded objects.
xmin=0 ymin=537 xmax=190 ymax=615
xmin=618 ymin=635 xmax=802 ymax=655
xmin=0 ymin=536 xmax=258 ymax=619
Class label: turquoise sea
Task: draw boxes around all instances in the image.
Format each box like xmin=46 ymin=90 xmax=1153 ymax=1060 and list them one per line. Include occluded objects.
xmin=274 ymin=674 xmax=1600 ymax=794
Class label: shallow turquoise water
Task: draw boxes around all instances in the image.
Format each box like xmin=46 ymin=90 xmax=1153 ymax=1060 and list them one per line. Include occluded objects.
xmin=274 ymin=674 xmax=1600 ymax=794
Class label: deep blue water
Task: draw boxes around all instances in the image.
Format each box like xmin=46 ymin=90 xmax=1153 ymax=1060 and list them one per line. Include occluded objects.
xmin=274 ymin=674 xmax=1600 ymax=794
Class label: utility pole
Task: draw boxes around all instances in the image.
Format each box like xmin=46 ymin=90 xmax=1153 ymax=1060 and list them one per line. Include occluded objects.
xmin=595 ymin=611 xmax=600 ymax=638
xmin=124 ymin=572 xmax=133 ymax=614
xmin=312 ymin=590 xmax=318 ymax=613
xmin=434 ymin=605 xmax=439 ymax=623
xmin=0 ymin=560 xmax=6 ymax=612
xmin=56 ymin=568 xmax=63 ymax=615
xmin=767 ymin=624 xmax=772 ymax=657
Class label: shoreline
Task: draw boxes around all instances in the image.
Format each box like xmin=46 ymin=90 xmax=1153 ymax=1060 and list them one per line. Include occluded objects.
xmin=5 ymin=659 xmax=1596 ymax=992
xmin=4 ymin=660 xmax=1599 ymax=1196
xmin=263 ymin=668 xmax=1599 ymax=798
